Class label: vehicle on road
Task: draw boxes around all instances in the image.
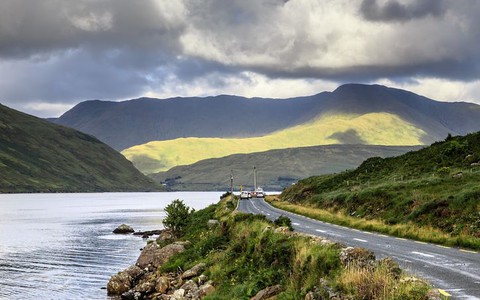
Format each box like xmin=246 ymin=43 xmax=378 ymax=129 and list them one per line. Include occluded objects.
xmin=240 ymin=191 xmax=251 ymax=199
xmin=254 ymin=187 xmax=265 ymax=198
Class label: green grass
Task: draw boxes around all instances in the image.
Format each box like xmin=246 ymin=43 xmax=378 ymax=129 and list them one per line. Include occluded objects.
xmin=157 ymin=195 xmax=431 ymax=299
xmin=150 ymin=144 xmax=420 ymax=191
xmin=0 ymin=104 xmax=161 ymax=193
xmin=122 ymin=112 xmax=426 ymax=174
xmin=278 ymin=132 xmax=480 ymax=250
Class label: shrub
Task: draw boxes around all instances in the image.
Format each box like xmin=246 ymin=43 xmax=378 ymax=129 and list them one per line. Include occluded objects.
xmin=274 ymin=215 xmax=294 ymax=231
xmin=162 ymin=199 xmax=194 ymax=237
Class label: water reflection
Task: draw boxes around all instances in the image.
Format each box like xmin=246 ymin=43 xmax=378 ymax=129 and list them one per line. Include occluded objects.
xmin=0 ymin=192 xmax=221 ymax=299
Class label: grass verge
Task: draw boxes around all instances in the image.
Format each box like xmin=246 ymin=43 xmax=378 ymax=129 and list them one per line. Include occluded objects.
xmin=159 ymin=194 xmax=432 ymax=299
xmin=266 ymin=197 xmax=480 ymax=251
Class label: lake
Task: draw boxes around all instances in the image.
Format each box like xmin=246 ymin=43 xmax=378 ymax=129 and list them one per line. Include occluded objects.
xmin=0 ymin=192 xmax=223 ymax=299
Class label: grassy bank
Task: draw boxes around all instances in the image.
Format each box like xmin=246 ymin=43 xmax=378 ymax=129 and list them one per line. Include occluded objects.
xmin=267 ymin=197 xmax=479 ymax=250
xmin=158 ymin=195 xmax=432 ymax=299
xmin=279 ymin=132 xmax=480 ymax=251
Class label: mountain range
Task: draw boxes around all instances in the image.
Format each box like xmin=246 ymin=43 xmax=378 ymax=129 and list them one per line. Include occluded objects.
xmin=54 ymin=84 xmax=480 ymax=152
xmin=52 ymin=83 xmax=480 ymax=181
xmin=0 ymin=104 xmax=160 ymax=193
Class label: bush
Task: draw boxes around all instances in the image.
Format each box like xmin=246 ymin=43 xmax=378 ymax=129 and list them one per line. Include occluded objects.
xmin=274 ymin=215 xmax=294 ymax=231
xmin=162 ymin=199 xmax=194 ymax=237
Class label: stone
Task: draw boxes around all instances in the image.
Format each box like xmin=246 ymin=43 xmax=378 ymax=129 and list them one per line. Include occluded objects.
xmin=339 ymin=247 xmax=376 ymax=269
xmin=452 ymin=172 xmax=463 ymax=179
xmin=136 ymin=242 xmax=186 ymax=269
xmin=181 ymin=262 xmax=206 ymax=279
xmin=134 ymin=280 xmax=155 ymax=294
xmin=107 ymin=265 xmax=144 ymax=295
xmin=113 ymin=224 xmax=135 ymax=234
xmin=180 ymin=280 xmax=198 ymax=292
xmin=207 ymin=219 xmax=220 ymax=228
xmin=155 ymin=276 xmax=170 ymax=293
xmin=304 ymin=291 xmax=315 ymax=300
xmin=172 ymin=288 xmax=185 ymax=299
xmin=156 ymin=230 xmax=174 ymax=243
xmin=194 ymin=283 xmax=216 ymax=298
xmin=250 ymin=285 xmax=283 ymax=300
xmin=197 ymin=274 xmax=208 ymax=285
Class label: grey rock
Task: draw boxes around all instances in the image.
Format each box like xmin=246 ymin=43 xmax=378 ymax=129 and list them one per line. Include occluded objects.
xmin=339 ymin=247 xmax=376 ymax=269
xmin=107 ymin=265 xmax=144 ymax=295
xmin=250 ymin=284 xmax=283 ymax=300
xmin=113 ymin=224 xmax=135 ymax=234
xmin=181 ymin=263 xmax=206 ymax=280
xmin=136 ymin=242 xmax=186 ymax=269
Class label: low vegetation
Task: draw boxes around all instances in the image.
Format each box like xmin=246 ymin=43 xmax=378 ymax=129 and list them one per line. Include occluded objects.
xmin=123 ymin=112 xmax=425 ymax=174
xmin=277 ymin=132 xmax=480 ymax=250
xmin=157 ymin=195 xmax=431 ymax=299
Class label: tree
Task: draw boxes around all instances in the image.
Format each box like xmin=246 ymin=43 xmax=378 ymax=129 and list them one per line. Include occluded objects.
xmin=162 ymin=199 xmax=193 ymax=237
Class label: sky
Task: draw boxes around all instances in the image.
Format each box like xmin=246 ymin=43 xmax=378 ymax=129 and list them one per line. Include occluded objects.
xmin=1 ymin=0 xmax=480 ymax=117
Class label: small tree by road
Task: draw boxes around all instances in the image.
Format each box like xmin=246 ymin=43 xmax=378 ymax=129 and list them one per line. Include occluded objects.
xmin=162 ymin=199 xmax=193 ymax=237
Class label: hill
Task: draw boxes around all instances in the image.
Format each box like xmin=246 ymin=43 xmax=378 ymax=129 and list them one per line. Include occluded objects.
xmin=150 ymin=145 xmax=421 ymax=191
xmin=0 ymin=104 xmax=161 ymax=193
xmin=124 ymin=112 xmax=425 ymax=174
xmin=54 ymin=84 xmax=480 ymax=151
xmin=278 ymin=132 xmax=480 ymax=249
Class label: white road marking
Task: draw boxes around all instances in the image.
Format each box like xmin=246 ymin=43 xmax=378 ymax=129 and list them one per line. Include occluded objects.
xmin=353 ymin=238 xmax=368 ymax=243
xmin=292 ymin=222 xmax=300 ymax=226
xmin=411 ymin=251 xmax=435 ymax=258
xmin=315 ymin=229 xmax=327 ymax=233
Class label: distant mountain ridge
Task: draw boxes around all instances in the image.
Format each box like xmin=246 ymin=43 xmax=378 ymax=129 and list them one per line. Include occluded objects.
xmin=0 ymin=104 xmax=160 ymax=193
xmin=54 ymin=84 xmax=480 ymax=151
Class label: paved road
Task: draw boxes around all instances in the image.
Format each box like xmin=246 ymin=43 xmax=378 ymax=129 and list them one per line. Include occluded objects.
xmin=238 ymin=198 xmax=480 ymax=299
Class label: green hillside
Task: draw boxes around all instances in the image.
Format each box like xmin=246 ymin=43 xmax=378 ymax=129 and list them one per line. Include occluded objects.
xmin=0 ymin=104 xmax=161 ymax=193
xmin=150 ymin=145 xmax=421 ymax=191
xmin=279 ymin=132 xmax=480 ymax=249
xmin=124 ymin=112 xmax=426 ymax=174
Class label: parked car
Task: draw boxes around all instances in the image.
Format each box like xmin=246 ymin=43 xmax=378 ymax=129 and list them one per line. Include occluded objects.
xmin=240 ymin=191 xmax=251 ymax=199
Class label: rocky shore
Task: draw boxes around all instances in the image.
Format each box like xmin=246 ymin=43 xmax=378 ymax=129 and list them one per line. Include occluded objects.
xmin=107 ymin=229 xmax=216 ymax=300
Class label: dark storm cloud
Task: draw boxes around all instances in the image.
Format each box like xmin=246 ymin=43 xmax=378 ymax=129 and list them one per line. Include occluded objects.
xmin=359 ymin=0 xmax=446 ymax=22
xmin=0 ymin=0 xmax=184 ymax=60
xmin=1 ymin=0 xmax=480 ymax=117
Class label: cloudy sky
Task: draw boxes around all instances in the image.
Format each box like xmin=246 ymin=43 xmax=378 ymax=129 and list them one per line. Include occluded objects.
xmin=1 ymin=0 xmax=480 ymax=117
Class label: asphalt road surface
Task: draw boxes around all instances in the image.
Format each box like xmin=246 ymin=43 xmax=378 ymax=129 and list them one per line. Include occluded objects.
xmin=237 ymin=197 xmax=480 ymax=299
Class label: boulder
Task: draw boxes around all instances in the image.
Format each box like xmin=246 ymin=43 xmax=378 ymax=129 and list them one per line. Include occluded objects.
xmin=136 ymin=241 xmax=186 ymax=269
xmin=181 ymin=262 xmax=206 ymax=280
xmin=120 ymin=291 xmax=142 ymax=300
xmin=133 ymin=279 xmax=155 ymax=294
xmin=155 ymin=276 xmax=170 ymax=293
xmin=197 ymin=274 xmax=208 ymax=285
xmin=107 ymin=265 xmax=144 ymax=295
xmin=172 ymin=288 xmax=186 ymax=299
xmin=194 ymin=283 xmax=216 ymax=298
xmin=180 ymin=279 xmax=198 ymax=293
xmin=156 ymin=230 xmax=174 ymax=243
xmin=250 ymin=285 xmax=283 ymax=300
xmin=113 ymin=224 xmax=135 ymax=234
xmin=340 ymin=247 xmax=375 ymax=269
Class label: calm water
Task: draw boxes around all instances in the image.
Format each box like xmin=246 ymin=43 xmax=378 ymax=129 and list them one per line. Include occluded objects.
xmin=0 ymin=192 xmax=222 ymax=299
